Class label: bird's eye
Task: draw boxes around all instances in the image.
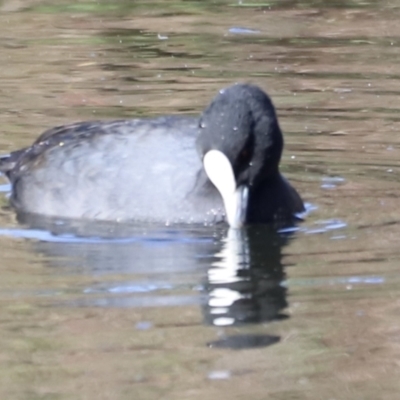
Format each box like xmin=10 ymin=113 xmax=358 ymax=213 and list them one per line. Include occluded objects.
xmin=238 ymin=137 xmax=254 ymax=165
xmin=238 ymin=147 xmax=251 ymax=165
xmin=236 ymin=134 xmax=255 ymax=172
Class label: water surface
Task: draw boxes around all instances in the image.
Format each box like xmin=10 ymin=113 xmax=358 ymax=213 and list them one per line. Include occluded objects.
xmin=1 ymin=0 xmax=400 ymax=399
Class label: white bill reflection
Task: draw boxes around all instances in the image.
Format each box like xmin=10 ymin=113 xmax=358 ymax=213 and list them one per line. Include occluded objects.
xmin=205 ymin=227 xmax=288 ymax=327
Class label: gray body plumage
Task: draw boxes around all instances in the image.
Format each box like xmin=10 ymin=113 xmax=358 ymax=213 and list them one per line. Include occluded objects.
xmin=5 ymin=117 xmax=226 ymax=224
xmin=0 ymin=84 xmax=305 ymax=226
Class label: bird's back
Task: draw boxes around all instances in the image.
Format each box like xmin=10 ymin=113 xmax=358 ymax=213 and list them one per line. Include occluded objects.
xmin=3 ymin=116 xmax=226 ymax=224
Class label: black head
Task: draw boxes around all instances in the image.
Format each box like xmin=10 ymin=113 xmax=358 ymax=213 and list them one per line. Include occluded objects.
xmin=197 ymin=84 xmax=283 ymax=188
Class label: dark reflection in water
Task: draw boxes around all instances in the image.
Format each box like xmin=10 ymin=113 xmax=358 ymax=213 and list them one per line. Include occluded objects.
xmin=208 ymin=334 xmax=280 ymax=350
xmin=15 ymin=213 xmax=293 ymax=349
xmin=203 ymin=226 xmax=289 ymax=350
xmin=203 ymin=227 xmax=288 ymax=327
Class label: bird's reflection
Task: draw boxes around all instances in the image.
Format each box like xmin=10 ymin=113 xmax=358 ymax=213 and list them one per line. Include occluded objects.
xmin=15 ymin=213 xmax=293 ymax=349
xmin=204 ymin=226 xmax=288 ymax=327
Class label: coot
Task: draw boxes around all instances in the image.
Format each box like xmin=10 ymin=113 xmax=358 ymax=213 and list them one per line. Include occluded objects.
xmin=0 ymin=84 xmax=304 ymax=228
